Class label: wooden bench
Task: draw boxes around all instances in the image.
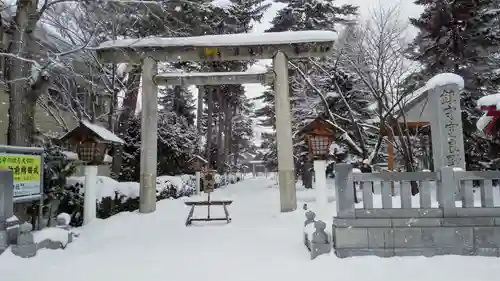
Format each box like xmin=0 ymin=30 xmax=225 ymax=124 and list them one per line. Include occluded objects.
xmin=184 ymin=200 xmax=233 ymax=226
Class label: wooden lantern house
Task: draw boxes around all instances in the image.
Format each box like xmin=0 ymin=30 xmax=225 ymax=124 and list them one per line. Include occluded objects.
xmin=296 ymin=117 xmax=337 ymax=160
xmin=187 ymin=155 xmax=208 ymax=171
xmin=60 ymin=120 xmax=125 ymax=165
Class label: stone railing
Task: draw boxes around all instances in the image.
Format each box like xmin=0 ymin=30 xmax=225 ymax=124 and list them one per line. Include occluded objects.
xmin=333 ymin=163 xmax=500 ymax=258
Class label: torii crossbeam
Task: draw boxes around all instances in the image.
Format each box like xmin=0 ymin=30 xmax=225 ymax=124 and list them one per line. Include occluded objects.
xmin=154 ymin=71 xmax=274 ymax=86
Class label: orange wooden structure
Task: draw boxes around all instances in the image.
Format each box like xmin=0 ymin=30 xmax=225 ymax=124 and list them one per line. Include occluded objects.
xmin=383 ymin=121 xmax=430 ymax=171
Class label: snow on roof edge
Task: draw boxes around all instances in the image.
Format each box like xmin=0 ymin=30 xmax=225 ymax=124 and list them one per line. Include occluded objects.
xmin=81 ymin=120 xmax=125 ymax=144
xmin=392 ymin=73 xmax=465 ymax=118
xmin=96 ymin=30 xmax=338 ymax=49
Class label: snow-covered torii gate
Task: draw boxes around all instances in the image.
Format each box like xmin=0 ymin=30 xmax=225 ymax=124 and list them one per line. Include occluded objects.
xmin=95 ymin=31 xmax=336 ymax=213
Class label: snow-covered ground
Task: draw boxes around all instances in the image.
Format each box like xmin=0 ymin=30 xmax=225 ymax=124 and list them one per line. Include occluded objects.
xmin=1 ymin=178 xmax=500 ymax=281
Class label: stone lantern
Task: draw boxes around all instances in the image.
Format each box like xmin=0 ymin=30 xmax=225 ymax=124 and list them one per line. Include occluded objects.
xmin=60 ymin=120 xmax=124 ymax=225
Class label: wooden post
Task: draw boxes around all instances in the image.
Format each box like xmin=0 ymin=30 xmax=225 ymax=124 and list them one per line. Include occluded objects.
xmin=387 ymin=131 xmax=395 ymax=195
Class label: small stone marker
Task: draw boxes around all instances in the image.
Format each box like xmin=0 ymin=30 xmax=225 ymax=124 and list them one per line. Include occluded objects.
xmin=11 ymin=222 xmax=37 ymax=258
xmin=304 ymin=210 xmax=316 ymax=226
xmin=5 ymin=215 xmax=20 ymax=244
xmin=311 ymin=220 xmax=331 ymax=259
xmin=0 ymin=230 xmax=7 ymax=254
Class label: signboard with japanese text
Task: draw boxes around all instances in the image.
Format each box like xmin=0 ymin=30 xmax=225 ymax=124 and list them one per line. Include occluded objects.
xmin=0 ymin=153 xmax=42 ymax=201
xmin=430 ymin=83 xmax=466 ymax=170
xmin=203 ymin=171 xmax=215 ymax=193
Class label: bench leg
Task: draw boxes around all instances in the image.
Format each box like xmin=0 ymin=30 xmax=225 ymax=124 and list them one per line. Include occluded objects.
xmin=223 ymin=203 xmax=231 ymax=223
xmin=185 ymin=205 xmax=195 ymax=226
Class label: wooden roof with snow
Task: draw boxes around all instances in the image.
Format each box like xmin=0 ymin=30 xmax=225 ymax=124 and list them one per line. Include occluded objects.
xmin=188 ymin=154 xmax=208 ymax=164
xmin=392 ymin=73 xmax=465 ymax=123
xmin=296 ymin=117 xmax=337 ymax=139
xmin=60 ymin=120 xmax=124 ymax=144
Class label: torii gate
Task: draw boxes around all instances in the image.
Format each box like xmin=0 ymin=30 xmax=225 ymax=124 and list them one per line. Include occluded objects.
xmin=94 ymin=31 xmax=336 ymax=213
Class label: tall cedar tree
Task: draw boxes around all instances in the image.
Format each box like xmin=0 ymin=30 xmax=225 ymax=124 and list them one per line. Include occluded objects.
xmin=256 ymin=0 xmax=358 ymax=171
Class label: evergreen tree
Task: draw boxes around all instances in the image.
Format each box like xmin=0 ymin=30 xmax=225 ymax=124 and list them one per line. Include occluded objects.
xmin=267 ymin=0 xmax=357 ymax=32
xmin=225 ymin=0 xmax=271 ymax=33
xmin=195 ymin=0 xmax=269 ymax=170
xmin=255 ymin=0 xmax=359 ymax=176
xmin=119 ymin=110 xmax=198 ymax=181
xmin=158 ymin=86 xmax=197 ymax=126
xmin=157 ymin=112 xmax=198 ymax=175
xmin=407 ymin=0 xmax=500 ymax=169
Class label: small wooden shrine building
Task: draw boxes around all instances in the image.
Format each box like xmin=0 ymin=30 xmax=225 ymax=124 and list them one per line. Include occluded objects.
xmin=384 ymin=87 xmax=432 ymax=171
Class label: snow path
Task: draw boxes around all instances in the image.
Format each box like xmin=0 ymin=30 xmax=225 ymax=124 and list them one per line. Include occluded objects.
xmin=1 ymin=178 xmax=500 ymax=281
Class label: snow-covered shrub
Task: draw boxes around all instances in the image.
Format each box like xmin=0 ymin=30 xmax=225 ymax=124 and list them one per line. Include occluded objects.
xmin=60 ymin=175 xmax=196 ymax=226
xmin=23 ymin=143 xmax=77 ymax=227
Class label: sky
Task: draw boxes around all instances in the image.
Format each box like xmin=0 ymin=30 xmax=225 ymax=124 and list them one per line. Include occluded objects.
xmin=247 ymin=0 xmax=424 ymax=143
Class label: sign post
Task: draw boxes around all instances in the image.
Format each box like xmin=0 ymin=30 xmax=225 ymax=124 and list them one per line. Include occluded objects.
xmin=184 ymin=169 xmax=232 ymax=226
xmin=60 ymin=120 xmax=125 ymax=225
xmin=0 ymin=145 xmax=44 ymax=230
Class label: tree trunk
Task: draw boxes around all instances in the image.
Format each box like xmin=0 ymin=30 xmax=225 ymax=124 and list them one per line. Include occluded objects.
xmin=111 ymin=65 xmax=141 ymax=179
xmin=173 ymin=86 xmax=181 ymax=113
xmin=392 ymin=121 xmax=419 ymax=195
xmin=6 ymin=0 xmax=41 ymax=146
xmin=206 ymin=87 xmax=214 ymax=169
xmin=196 ymin=86 xmax=204 ymax=134
xmin=232 ymin=106 xmax=239 ymax=168
xmin=224 ymin=99 xmax=232 ymax=173
xmin=303 ymin=160 xmax=313 ymax=189
xmin=108 ymin=65 xmax=118 ymax=131
xmin=216 ymin=88 xmax=224 ymax=173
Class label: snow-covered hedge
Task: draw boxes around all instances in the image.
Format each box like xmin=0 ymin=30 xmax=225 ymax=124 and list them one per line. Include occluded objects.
xmin=58 ymin=173 xmax=243 ymax=226
xmin=58 ymin=174 xmax=197 ymax=226
xmin=66 ymin=175 xmax=196 ymax=201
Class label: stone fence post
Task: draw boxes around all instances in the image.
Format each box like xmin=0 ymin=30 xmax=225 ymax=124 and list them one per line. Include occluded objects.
xmin=0 ymin=170 xmax=14 ymax=254
xmin=439 ymin=167 xmax=456 ymax=217
xmin=334 ymin=163 xmax=355 ymax=218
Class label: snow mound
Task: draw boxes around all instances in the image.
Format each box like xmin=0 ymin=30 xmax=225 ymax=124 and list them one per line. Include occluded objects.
xmin=426 ymin=73 xmax=464 ymax=90
xmin=57 ymin=213 xmax=71 ymax=226
xmin=34 ymin=228 xmax=71 ymax=246
xmin=478 ymin=93 xmax=500 ymax=108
